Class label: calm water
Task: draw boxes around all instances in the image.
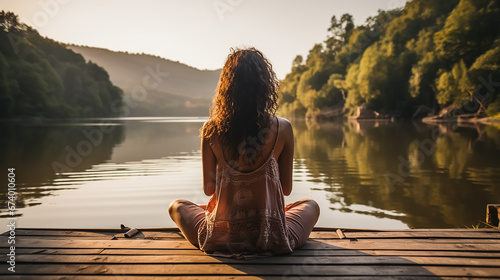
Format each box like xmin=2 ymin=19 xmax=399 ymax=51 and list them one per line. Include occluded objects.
xmin=1 ymin=117 xmax=500 ymax=229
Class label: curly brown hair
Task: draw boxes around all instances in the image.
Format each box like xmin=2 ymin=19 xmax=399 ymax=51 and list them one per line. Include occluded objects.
xmin=201 ymin=47 xmax=280 ymax=163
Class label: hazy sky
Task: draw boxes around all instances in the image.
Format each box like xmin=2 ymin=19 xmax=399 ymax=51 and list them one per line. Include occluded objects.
xmin=1 ymin=0 xmax=409 ymax=78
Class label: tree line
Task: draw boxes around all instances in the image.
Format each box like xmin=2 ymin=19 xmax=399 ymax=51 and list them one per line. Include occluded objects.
xmin=0 ymin=11 xmax=123 ymax=118
xmin=279 ymin=0 xmax=500 ymax=119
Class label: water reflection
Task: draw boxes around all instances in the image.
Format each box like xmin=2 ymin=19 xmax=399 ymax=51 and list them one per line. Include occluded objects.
xmin=293 ymin=119 xmax=500 ymax=228
xmin=108 ymin=119 xmax=203 ymax=163
xmin=0 ymin=118 xmax=499 ymax=228
xmin=0 ymin=122 xmax=124 ymax=217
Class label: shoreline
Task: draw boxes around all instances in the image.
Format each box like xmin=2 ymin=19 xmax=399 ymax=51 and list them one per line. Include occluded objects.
xmin=422 ymin=116 xmax=500 ymax=125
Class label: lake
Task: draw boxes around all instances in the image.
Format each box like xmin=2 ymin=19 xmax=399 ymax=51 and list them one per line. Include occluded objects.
xmin=1 ymin=117 xmax=500 ymax=229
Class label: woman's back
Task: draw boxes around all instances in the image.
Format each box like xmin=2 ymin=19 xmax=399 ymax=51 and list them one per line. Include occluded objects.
xmin=198 ymin=117 xmax=295 ymax=255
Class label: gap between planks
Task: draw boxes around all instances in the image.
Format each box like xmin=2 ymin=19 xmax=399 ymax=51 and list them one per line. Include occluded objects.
xmin=3 ymin=239 xmax=500 ymax=255
xmin=0 ymin=264 xmax=499 ymax=277
xmin=0 ymin=277 xmax=493 ymax=280
xmin=4 ymin=254 xmax=500 ymax=267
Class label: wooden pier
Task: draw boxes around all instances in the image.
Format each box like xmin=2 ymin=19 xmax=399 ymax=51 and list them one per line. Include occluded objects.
xmin=1 ymin=227 xmax=500 ymax=279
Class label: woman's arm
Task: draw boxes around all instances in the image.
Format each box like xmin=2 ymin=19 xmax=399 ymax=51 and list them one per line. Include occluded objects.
xmin=201 ymin=137 xmax=217 ymax=196
xmin=278 ymin=118 xmax=294 ymax=196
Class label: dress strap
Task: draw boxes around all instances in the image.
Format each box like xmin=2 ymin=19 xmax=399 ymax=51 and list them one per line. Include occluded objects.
xmin=208 ymin=138 xmax=224 ymax=162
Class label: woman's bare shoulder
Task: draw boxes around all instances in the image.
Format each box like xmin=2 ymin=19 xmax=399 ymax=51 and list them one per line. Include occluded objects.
xmin=276 ymin=117 xmax=293 ymax=132
xmin=275 ymin=117 xmax=293 ymax=148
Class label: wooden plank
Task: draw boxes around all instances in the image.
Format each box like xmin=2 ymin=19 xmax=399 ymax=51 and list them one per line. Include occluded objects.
xmin=4 ymin=227 xmax=181 ymax=232
xmin=3 ymin=237 xmax=500 ymax=251
xmin=299 ymin=242 xmax=500 ymax=251
xmin=302 ymin=239 xmax=500 ymax=250
xmin=5 ymin=230 xmax=182 ymax=240
xmin=291 ymin=249 xmax=500 ymax=258
xmin=4 ymin=236 xmax=116 ymax=240
xmin=101 ymin=249 xmax=207 ymax=256
xmin=136 ymin=231 xmax=183 ymax=239
xmin=13 ymin=235 xmax=499 ymax=243
xmin=15 ymin=229 xmax=499 ymax=240
xmin=12 ymin=229 xmax=499 ymax=240
xmin=0 ymin=229 xmax=125 ymax=235
xmin=7 ymin=254 xmax=500 ymax=266
xmin=0 ymin=238 xmax=197 ymax=250
xmin=10 ymin=230 xmax=117 ymax=237
xmin=96 ymin=248 xmax=500 ymax=258
xmin=1 ymin=264 xmax=499 ymax=277
xmin=112 ymin=231 xmax=184 ymax=239
xmin=15 ymin=247 xmax=500 ymax=258
xmin=312 ymin=227 xmax=500 ymax=232
xmin=0 ymin=276 xmax=474 ymax=280
xmin=302 ymin=240 xmax=500 ymax=251
xmin=4 ymin=227 xmax=498 ymax=235
xmin=15 ymin=231 xmax=498 ymax=240
xmin=321 ymin=239 xmax=500 ymax=244
xmin=309 ymin=231 xmax=500 ymax=239
xmin=16 ymin=232 xmax=500 ymax=242
xmin=16 ymin=248 xmax=104 ymax=255
xmin=11 ymin=231 xmax=500 ymax=240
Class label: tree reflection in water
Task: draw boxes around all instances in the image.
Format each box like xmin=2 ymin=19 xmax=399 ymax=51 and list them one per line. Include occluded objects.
xmin=0 ymin=122 xmax=124 ymax=218
xmin=1 ymin=119 xmax=499 ymax=228
xmin=292 ymin=119 xmax=500 ymax=228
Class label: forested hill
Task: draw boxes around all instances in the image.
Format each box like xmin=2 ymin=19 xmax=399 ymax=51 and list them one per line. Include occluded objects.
xmin=67 ymin=45 xmax=221 ymax=116
xmin=68 ymin=45 xmax=221 ymax=99
xmin=280 ymin=0 xmax=500 ymax=119
xmin=0 ymin=11 xmax=123 ymax=119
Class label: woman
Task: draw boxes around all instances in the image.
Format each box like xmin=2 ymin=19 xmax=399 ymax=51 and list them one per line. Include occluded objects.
xmin=169 ymin=48 xmax=320 ymax=257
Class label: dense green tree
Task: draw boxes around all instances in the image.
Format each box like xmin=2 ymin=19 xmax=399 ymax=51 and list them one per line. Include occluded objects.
xmin=0 ymin=11 xmax=123 ymax=118
xmin=325 ymin=14 xmax=354 ymax=52
xmin=280 ymin=0 xmax=500 ymax=119
xmin=435 ymin=60 xmax=472 ymax=106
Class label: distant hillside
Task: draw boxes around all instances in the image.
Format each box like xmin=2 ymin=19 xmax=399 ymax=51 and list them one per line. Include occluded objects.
xmin=68 ymin=45 xmax=221 ymax=116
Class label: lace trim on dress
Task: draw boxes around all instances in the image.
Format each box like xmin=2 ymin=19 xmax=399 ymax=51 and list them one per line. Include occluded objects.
xmin=199 ymin=214 xmax=293 ymax=255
